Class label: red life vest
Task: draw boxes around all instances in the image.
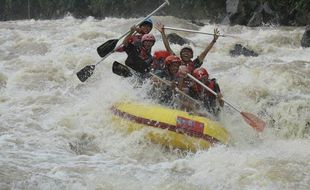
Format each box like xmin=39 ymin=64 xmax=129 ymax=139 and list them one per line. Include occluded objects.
xmin=139 ymin=46 xmax=152 ymax=60
xmin=115 ymin=34 xmax=143 ymax=52
xmin=181 ymin=60 xmax=195 ymax=73
xmin=204 ymin=80 xmax=216 ymax=97
xmin=192 ymin=79 xmax=216 ymax=97
xmin=152 ymin=50 xmax=171 ymax=70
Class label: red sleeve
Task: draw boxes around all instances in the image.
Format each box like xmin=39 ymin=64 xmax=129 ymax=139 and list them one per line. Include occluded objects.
xmin=115 ymin=44 xmax=125 ymax=52
xmin=128 ymin=36 xmax=135 ymax=44
xmin=115 ymin=36 xmax=136 ymax=52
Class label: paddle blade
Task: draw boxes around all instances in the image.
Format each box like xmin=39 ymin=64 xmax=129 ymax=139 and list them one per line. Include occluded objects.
xmin=97 ymin=39 xmax=118 ymax=57
xmin=241 ymin=112 xmax=266 ymax=132
xmin=76 ymin=65 xmax=95 ymax=82
xmin=112 ymin=61 xmax=132 ymax=77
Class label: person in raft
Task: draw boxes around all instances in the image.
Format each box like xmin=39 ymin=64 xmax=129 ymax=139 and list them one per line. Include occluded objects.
xmin=122 ymin=24 xmax=156 ymax=75
xmin=115 ymin=18 xmax=153 ymax=52
xmin=155 ymin=22 xmax=220 ymax=73
xmin=151 ymin=55 xmax=193 ymax=108
xmin=189 ymin=67 xmax=224 ymax=116
xmin=151 ymin=50 xmax=171 ymax=71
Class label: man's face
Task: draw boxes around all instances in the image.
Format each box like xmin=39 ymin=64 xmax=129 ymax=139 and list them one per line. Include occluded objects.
xmin=140 ymin=24 xmax=152 ymax=34
xmin=142 ymin=40 xmax=154 ymax=50
xmin=180 ymin=49 xmax=193 ymax=61
xmin=168 ymin=62 xmax=180 ymax=74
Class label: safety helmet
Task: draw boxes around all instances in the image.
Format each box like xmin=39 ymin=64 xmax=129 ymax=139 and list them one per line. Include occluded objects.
xmin=141 ymin=34 xmax=155 ymax=43
xmin=139 ymin=18 xmax=153 ymax=29
xmin=153 ymin=50 xmax=171 ymax=60
xmin=164 ymin=55 xmax=181 ymax=66
xmin=180 ymin=45 xmax=193 ymax=55
xmin=193 ymin=67 xmax=209 ymax=80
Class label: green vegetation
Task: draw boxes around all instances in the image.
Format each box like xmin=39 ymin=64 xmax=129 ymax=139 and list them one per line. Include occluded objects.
xmin=0 ymin=0 xmax=225 ymax=20
xmin=268 ymin=0 xmax=310 ymax=12
xmin=0 ymin=0 xmax=309 ymax=25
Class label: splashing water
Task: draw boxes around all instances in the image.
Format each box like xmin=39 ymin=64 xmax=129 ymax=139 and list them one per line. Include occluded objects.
xmin=0 ymin=16 xmax=309 ymax=189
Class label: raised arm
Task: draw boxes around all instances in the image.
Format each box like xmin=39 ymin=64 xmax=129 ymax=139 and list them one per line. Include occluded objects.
xmin=197 ymin=28 xmax=220 ymax=63
xmin=155 ymin=22 xmax=175 ymax=55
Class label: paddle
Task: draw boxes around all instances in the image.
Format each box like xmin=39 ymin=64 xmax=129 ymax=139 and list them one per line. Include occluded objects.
xmin=76 ymin=53 xmax=112 ymax=82
xmin=187 ymin=74 xmax=266 ymax=132
xmin=112 ymin=61 xmax=133 ymax=77
xmin=97 ymin=0 xmax=170 ymax=57
xmin=164 ymin=26 xmax=238 ymax=38
xmin=76 ymin=0 xmax=170 ymax=82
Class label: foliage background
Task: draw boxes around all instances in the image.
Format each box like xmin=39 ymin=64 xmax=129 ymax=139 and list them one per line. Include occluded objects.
xmin=0 ymin=0 xmax=309 ymax=25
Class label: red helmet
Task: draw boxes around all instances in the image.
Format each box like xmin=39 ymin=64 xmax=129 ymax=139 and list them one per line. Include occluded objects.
xmin=153 ymin=50 xmax=171 ymax=60
xmin=193 ymin=67 xmax=209 ymax=80
xmin=164 ymin=55 xmax=181 ymax=66
xmin=141 ymin=34 xmax=155 ymax=43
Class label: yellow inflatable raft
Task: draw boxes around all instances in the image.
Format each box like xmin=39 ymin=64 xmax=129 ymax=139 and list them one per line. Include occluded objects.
xmin=111 ymin=102 xmax=229 ymax=151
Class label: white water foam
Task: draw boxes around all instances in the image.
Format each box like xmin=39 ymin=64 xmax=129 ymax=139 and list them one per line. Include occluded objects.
xmin=0 ymin=16 xmax=309 ymax=189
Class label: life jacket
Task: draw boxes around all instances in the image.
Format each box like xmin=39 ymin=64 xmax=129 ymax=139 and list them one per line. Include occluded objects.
xmin=138 ymin=46 xmax=153 ymax=66
xmin=124 ymin=41 xmax=153 ymax=74
xmin=181 ymin=60 xmax=195 ymax=73
xmin=152 ymin=50 xmax=171 ymax=71
xmin=115 ymin=34 xmax=143 ymax=52
xmin=203 ymin=79 xmax=216 ymax=97
xmin=192 ymin=78 xmax=216 ymax=98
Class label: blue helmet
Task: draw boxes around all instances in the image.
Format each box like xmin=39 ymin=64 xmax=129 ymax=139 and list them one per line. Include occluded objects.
xmin=139 ymin=18 xmax=153 ymax=29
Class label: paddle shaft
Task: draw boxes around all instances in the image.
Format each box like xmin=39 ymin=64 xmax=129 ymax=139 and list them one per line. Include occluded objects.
xmin=114 ymin=61 xmax=199 ymax=105
xmin=117 ymin=0 xmax=170 ymax=41
xmin=96 ymin=51 xmax=113 ymax=66
xmin=164 ymin=26 xmax=232 ymax=38
xmin=188 ymin=74 xmax=267 ymax=132
xmin=187 ymin=74 xmax=241 ymax=113
xmin=149 ymin=72 xmax=201 ymax=106
xmin=77 ymin=0 xmax=169 ymax=82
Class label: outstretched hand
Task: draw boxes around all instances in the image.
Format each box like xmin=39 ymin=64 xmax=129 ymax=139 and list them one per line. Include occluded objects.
xmin=213 ymin=28 xmax=220 ymax=42
xmin=217 ymin=92 xmax=224 ymax=107
xmin=155 ymin=22 xmax=165 ymax=33
xmin=130 ymin=25 xmax=138 ymax=34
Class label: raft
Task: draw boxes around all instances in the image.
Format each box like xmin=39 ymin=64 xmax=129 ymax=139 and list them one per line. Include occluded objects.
xmin=111 ymin=102 xmax=229 ymax=151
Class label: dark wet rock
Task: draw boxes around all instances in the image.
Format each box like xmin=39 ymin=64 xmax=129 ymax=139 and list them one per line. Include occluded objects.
xmin=230 ymin=44 xmax=258 ymax=57
xmin=247 ymin=2 xmax=279 ymax=27
xmin=295 ymin=10 xmax=310 ymax=26
xmin=167 ymin=33 xmax=191 ymax=46
xmin=226 ymin=0 xmax=279 ymax=27
xmin=301 ymin=26 xmax=310 ymax=48
xmin=226 ymin=0 xmax=258 ymax=25
xmin=247 ymin=12 xmax=263 ymax=27
xmin=224 ymin=0 xmax=310 ymax=26
xmin=190 ymin=20 xmax=205 ymax=27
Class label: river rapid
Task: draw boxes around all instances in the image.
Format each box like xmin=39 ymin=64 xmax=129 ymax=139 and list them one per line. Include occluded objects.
xmin=0 ymin=16 xmax=309 ymax=190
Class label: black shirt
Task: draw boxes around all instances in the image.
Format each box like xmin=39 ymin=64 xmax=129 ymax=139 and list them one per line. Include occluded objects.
xmin=124 ymin=43 xmax=152 ymax=74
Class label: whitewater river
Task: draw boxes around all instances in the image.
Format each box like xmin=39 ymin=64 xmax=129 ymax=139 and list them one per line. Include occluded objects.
xmin=0 ymin=16 xmax=309 ymax=190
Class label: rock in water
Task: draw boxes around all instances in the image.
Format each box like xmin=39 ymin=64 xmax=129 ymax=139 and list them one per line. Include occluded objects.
xmin=301 ymin=26 xmax=310 ymax=48
xmin=230 ymin=44 xmax=259 ymax=57
xmin=167 ymin=33 xmax=191 ymax=46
